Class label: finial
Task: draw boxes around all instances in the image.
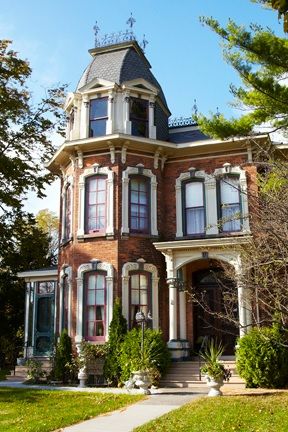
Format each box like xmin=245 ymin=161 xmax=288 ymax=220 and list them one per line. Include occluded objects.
xmin=192 ymin=99 xmax=198 ymax=118
xmin=93 ymin=21 xmax=100 ymax=47
xmin=126 ymin=12 xmax=136 ymax=29
xmin=141 ymin=34 xmax=148 ymax=52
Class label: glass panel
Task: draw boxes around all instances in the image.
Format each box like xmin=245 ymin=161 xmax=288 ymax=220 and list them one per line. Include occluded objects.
xmin=140 ymin=290 xmax=148 ymax=305
xmin=36 ymin=297 xmax=52 ymax=332
xmin=131 ymin=191 xmax=139 ymax=203
xmin=96 ymin=305 xmax=104 ymax=320
xmin=88 ymin=321 xmax=95 ymax=337
xmin=88 ymin=206 xmax=96 ymax=218
xmin=88 ymin=275 xmax=96 ymax=290
xmin=98 ymin=178 xmax=106 ymax=189
xmin=130 ymin=98 xmax=148 ymax=120
xmin=96 ymin=274 xmax=105 ymax=288
xmin=98 ymin=205 xmax=105 ymax=216
xmin=131 ymin=289 xmax=139 ymax=305
xmin=185 ymin=182 xmax=203 ymax=208
xmin=139 ymin=218 xmax=147 ymax=230
xmin=38 ymin=281 xmax=55 ymax=294
xmin=222 ymin=204 xmax=241 ymax=231
xmin=140 ymin=274 xmax=147 ymax=288
xmin=90 ymin=119 xmax=107 ymax=137
xmin=96 ymin=322 xmax=104 ymax=337
xmin=139 ymin=192 xmax=147 ymax=204
xmin=221 ymin=178 xmax=240 ymax=205
xmin=89 ymin=178 xmax=97 ymax=191
xmin=87 ymin=290 xmax=95 ymax=305
xmin=186 ymin=207 xmax=205 ymax=234
xmin=97 ymin=191 xmax=106 ymax=204
xmin=88 ymin=306 xmax=95 ymax=320
xmin=131 ymin=120 xmax=147 ymax=137
xmin=90 ymin=98 xmax=108 ymax=119
xmin=139 ymin=205 xmax=147 ymax=216
xmin=36 ymin=336 xmax=51 ymax=354
xmin=131 ymin=205 xmax=139 ymax=217
xmin=89 ymin=192 xmax=97 ymax=205
xmin=96 ymin=289 xmax=105 ymax=305
xmin=131 ymin=274 xmax=139 ymax=289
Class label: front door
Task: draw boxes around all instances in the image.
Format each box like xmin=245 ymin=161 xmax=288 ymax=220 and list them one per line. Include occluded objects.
xmin=34 ymin=281 xmax=55 ymax=356
xmin=193 ymin=269 xmax=238 ymax=355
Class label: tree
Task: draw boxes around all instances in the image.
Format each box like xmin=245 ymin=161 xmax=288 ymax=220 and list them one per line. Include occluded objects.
xmin=193 ymin=2 xmax=288 ymax=333
xmin=36 ymin=209 xmax=59 ymax=264
xmin=254 ymin=0 xmax=288 ymax=32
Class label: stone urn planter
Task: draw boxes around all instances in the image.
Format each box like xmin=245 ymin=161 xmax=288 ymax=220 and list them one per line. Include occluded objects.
xmin=204 ymin=375 xmax=224 ymax=397
xmin=132 ymin=370 xmax=151 ymax=394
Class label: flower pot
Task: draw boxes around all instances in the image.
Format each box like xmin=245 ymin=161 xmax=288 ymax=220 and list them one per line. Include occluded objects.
xmin=132 ymin=370 xmax=151 ymax=394
xmin=205 ymin=375 xmax=224 ymax=397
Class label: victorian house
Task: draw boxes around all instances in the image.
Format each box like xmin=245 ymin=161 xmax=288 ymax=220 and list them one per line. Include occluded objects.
xmin=18 ymin=31 xmax=269 ymax=363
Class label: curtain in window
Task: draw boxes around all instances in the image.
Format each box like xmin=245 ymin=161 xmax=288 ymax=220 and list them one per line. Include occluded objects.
xmin=220 ymin=177 xmax=241 ymax=232
xmin=86 ymin=273 xmax=106 ymax=340
xmin=185 ymin=182 xmax=205 ymax=234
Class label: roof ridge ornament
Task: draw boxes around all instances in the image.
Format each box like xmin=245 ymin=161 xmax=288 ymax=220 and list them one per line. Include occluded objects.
xmin=93 ymin=21 xmax=100 ymax=47
xmin=141 ymin=34 xmax=149 ymax=52
xmin=168 ymin=116 xmax=198 ymax=128
xmin=126 ymin=12 xmax=136 ymax=29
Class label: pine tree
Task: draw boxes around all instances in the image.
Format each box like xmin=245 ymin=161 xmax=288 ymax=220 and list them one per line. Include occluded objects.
xmin=103 ymin=298 xmax=127 ymax=386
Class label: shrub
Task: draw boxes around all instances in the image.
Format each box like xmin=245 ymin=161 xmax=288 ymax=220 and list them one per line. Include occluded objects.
xmin=236 ymin=326 xmax=288 ymax=388
xmin=26 ymin=359 xmax=46 ymax=383
xmin=53 ymin=329 xmax=73 ymax=383
xmin=103 ymin=298 xmax=127 ymax=386
xmin=119 ymin=328 xmax=171 ymax=386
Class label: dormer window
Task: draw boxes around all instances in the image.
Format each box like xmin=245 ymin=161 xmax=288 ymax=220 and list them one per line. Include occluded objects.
xmin=130 ymin=97 xmax=148 ymax=137
xmin=89 ymin=97 xmax=108 ymax=137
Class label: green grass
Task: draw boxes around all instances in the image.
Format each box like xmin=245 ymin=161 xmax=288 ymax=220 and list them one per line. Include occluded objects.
xmin=0 ymin=387 xmax=144 ymax=432
xmin=135 ymin=393 xmax=288 ymax=432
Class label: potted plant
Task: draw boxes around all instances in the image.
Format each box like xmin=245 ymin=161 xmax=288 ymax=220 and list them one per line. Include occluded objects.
xmin=200 ymin=339 xmax=231 ymax=397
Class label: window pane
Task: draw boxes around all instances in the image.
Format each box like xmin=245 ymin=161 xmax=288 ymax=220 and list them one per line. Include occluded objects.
xmin=186 ymin=207 xmax=205 ymax=234
xmin=222 ymin=204 xmax=241 ymax=232
xmin=140 ymin=274 xmax=148 ymax=288
xmin=131 ymin=274 xmax=139 ymax=289
xmin=36 ymin=297 xmax=52 ymax=332
xmin=139 ymin=192 xmax=147 ymax=204
xmin=90 ymin=119 xmax=106 ymax=137
xmin=96 ymin=274 xmax=105 ymax=288
xmin=130 ymin=98 xmax=148 ymax=120
xmin=88 ymin=306 xmax=95 ymax=320
xmin=131 ymin=289 xmax=139 ymax=305
xmin=139 ymin=205 xmax=147 ymax=216
xmin=96 ymin=289 xmax=105 ymax=305
xmin=89 ymin=192 xmax=97 ymax=205
xmin=97 ymin=191 xmax=106 ymax=204
xmin=131 ymin=191 xmax=139 ymax=203
xmin=87 ymin=290 xmax=95 ymax=305
xmin=88 ymin=275 xmax=96 ymax=290
xmin=140 ymin=290 xmax=148 ymax=305
xmin=88 ymin=321 xmax=95 ymax=337
xmin=90 ymin=98 xmax=108 ymax=119
xmin=221 ymin=178 xmax=240 ymax=204
xmin=96 ymin=322 xmax=104 ymax=336
xmin=185 ymin=182 xmax=204 ymax=208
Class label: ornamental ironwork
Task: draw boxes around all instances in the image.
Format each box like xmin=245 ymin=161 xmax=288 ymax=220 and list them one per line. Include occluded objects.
xmin=168 ymin=116 xmax=198 ymax=128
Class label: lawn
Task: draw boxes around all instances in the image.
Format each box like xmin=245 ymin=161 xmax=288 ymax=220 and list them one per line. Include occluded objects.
xmin=0 ymin=387 xmax=144 ymax=432
xmin=134 ymin=393 xmax=288 ymax=432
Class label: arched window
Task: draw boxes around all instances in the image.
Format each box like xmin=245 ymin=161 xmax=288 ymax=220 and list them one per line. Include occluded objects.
xmin=129 ymin=271 xmax=151 ymax=328
xmin=62 ymin=275 xmax=69 ymax=331
xmin=183 ymin=181 xmax=205 ymax=235
xmin=129 ymin=176 xmax=150 ymax=234
xmin=64 ymin=184 xmax=72 ymax=240
xmin=219 ymin=176 xmax=241 ymax=232
xmin=84 ymin=271 xmax=106 ymax=341
xmin=85 ymin=176 xmax=107 ymax=234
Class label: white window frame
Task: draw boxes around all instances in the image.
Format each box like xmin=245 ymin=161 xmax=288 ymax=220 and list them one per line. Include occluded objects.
xmin=122 ymin=261 xmax=159 ymax=330
xmin=121 ymin=166 xmax=158 ymax=236
xmin=214 ymin=166 xmax=250 ymax=233
xmin=75 ymin=260 xmax=113 ymax=345
xmin=77 ymin=165 xmax=114 ymax=238
xmin=176 ymin=170 xmax=218 ymax=237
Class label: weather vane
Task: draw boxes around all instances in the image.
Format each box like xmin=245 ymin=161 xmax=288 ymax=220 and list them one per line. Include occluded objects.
xmin=192 ymin=99 xmax=198 ymax=118
xmin=93 ymin=21 xmax=100 ymax=47
xmin=126 ymin=12 xmax=136 ymax=29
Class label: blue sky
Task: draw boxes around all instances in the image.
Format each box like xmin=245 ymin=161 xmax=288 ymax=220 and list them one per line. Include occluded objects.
xmin=0 ymin=0 xmax=283 ymax=213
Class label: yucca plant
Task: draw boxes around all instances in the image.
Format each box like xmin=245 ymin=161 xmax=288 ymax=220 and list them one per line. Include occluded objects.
xmin=200 ymin=339 xmax=231 ymax=381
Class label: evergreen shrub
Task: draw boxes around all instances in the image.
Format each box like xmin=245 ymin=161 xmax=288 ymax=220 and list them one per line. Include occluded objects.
xmin=103 ymin=298 xmax=127 ymax=386
xmin=119 ymin=328 xmax=171 ymax=385
xmin=236 ymin=327 xmax=288 ymax=388
xmin=53 ymin=329 xmax=73 ymax=383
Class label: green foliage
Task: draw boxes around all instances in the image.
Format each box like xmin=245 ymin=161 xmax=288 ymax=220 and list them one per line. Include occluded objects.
xmin=236 ymin=327 xmax=288 ymax=388
xmin=197 ymin=11 xmax=288 ymax=139
xmin=103 ymin=298 xmax=127 ymax=386
xmin=26 ymin=359 xmax=46 ymax=383
xmin=119 ymin=328 xmax=171 ymax=385
xmin=35 ymin=209 xmax=59 ymax=265
xmin=0 ymin=388 xmax=144 ymax=432
xmin=200 ymin=339 xmax=231 ymax=381
xmin=53 ymin=330 xmax=73 ymax=383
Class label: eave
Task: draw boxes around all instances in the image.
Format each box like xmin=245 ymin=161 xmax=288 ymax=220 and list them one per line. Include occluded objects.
xmin=153 ymin=236 xmax=253 ymax=252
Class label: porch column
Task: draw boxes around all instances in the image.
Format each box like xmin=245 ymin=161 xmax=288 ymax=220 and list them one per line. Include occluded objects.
xmin=236 ymin=265 xmax=251 ymax=336
xmin=24 ymin=283 xmax=30 ymax=358
xmin=167 ymin=278 xmax=178 ymax=340
xmin=179 ymin=290 xmax=186 ymax=340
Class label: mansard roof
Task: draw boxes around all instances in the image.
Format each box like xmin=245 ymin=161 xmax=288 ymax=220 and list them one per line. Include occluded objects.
xmin=76 ymin=40 xmax=169 ymax=111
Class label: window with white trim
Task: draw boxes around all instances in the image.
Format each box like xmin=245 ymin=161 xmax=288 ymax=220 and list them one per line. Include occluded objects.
xmin=130 ymin=271 xmax=151 ymax=328
xmin=89 ymin=97 xmax=108 ymax=137
xmin=85 ymin=175 xmax=107 ymax=234
xmin=84 ymin=271 xmax=106 ymax=341
xmin=183 ymin=181 xmax=205 ymax=235
xmin=219 ymin=176 xmax=241 ymax=232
